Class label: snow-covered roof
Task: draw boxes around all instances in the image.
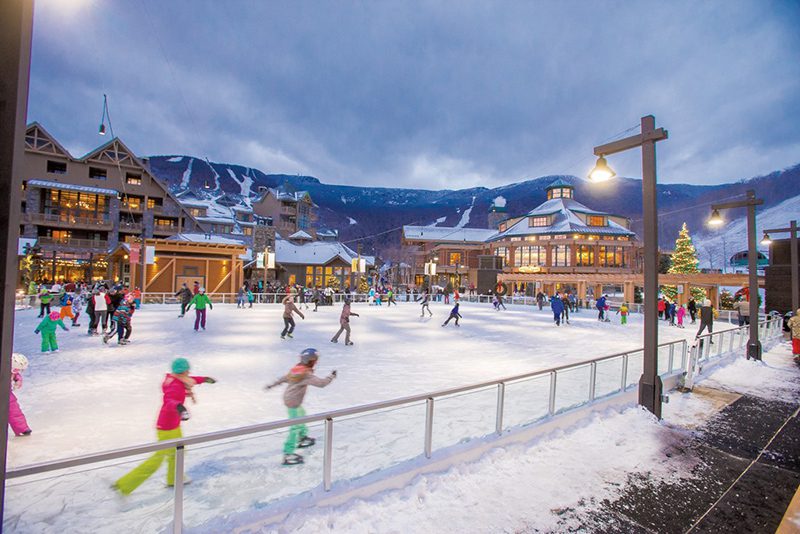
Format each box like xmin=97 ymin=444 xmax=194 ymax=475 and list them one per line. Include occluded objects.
xmin=403 ymin=226 xmax=498 ymax=243
xmin=166 ymin=233 xmax=247 ymax=245
xmin=277 ymin=239 xmax=375 ymax=267
xmin=289 ymin=230 xmax=313 ymax=240
xmin=195 ymin=216 xmax=237 ymax=224
xmin=26 ymin=179 xmax=118 ymax=196
xmin=491 ymin=198 xmax=634 ymax=240
xmin=546 ymin=178 xmax=574 ymax=189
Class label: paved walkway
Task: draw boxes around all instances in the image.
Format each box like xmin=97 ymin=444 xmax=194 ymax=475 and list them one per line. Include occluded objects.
xmin=562 ymin=382 xmax=800 ymax=533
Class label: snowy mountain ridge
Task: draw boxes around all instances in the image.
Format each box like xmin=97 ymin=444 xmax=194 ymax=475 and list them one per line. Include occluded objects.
xmin=146 ymin=156 xmax=800 ymax=254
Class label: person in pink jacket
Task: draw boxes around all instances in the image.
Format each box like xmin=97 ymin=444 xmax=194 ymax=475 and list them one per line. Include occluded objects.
xmin=114 ymin=358 xmax=216 ymax=495
xmin=676 ymin=304 xmax=687 ymax=329
xmin=8 ymin=353 xmax=32 ymax=437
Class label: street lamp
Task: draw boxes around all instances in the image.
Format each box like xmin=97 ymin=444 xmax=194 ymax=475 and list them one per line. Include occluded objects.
xmin=707 ymin=190 xmax=764 ymax=360
xmin=762 ymin=220 xmax=798 ymax=314
xmin=589 ymin=115 xmax=668 ymax=418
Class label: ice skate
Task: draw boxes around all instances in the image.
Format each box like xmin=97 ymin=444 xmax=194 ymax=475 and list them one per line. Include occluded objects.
xmin=282 ymin=453 xmax=304 ymax=465
xmin=286 ymin=332 xmax=293 ymax=338
xmin=102 ymin=333 xmax=110 ymax=344
xmin=167 ymin=475 xmax=192 ymax=487
xmin=330 ymin=339 xmax=338 ymax=343
xmin=345 ymin=341 xmax=354 ymax=345
xmin=297 ymin=436 xmax=316 ymax=448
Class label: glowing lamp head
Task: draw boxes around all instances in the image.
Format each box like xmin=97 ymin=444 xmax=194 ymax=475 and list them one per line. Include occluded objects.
xmin=707 ymin=209 xmax=724 ymax=227
xmin=98 ymin=123 xmax=106 ymax=136
xmin=760 ymin=232 xmax=772 ymax=246
xmin=588 ymin=155 xmax=616 ymax=182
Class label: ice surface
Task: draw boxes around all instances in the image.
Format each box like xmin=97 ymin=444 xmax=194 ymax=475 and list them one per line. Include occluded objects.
xmin=4 ymin=301 xmax=743 ymax=532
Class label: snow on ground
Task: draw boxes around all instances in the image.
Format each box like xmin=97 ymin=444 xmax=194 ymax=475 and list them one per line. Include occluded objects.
xmin=250 ymin=340 xmax=800 ymax=534
xmin=347 ymin=217 xmax=357 ymax=225
xmin=454 ymin=196 xmax=475 ymax=228
xmin=4 ymin=302 xmax=740 ymax=533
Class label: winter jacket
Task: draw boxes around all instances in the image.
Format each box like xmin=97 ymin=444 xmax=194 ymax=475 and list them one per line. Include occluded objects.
xmin=417 ymin=294 xmax=430 ymax=305
xmin=247 ymin=290 xmax=254 ymax=303
xmin=268 ymin=365 xmax=334 ymax=408
xmin=282 ymin=297 xmax=303 ymax=319
xmin=39 ymin=291 xmax=53 ymax=304
xmin=340 ymin=303 xmax=358 ymax=326
xmin=11 ymin=369 xmax=23 ymax=391
xmin=188 ymin=293 xmax=213 ymax=311
xmin=677 ymin=307 xmax=686 ymax=321
xmin=595 ymin=297 xmax=606 ymax=311
xmin=699 ymin=305 xmax=715 ymax=325
xmin=551 ymin=297 xmax=564 ymax=314
xmin=175 ymin=287 xmax=193 ymax=304
xmin=788 ymin=311 xmax=800 ymax=338
xmin=35 ymin=316 xmax=68 ymax=334
xmin=619 ymin=305 xmax=629 ymax=316
xmin=156 ymin=374 xmax=207 ymax=431
xmin=687 ymin=300 xmax=697 ymax=313
xmin=85 ymin=295 xmax=96 ymax=315
xmin=734 ymin=300 xmax=751 ymax=317
xmin=113 ymin=303 xmax=133 ymax=325
xmin=449 ymin=304 xmax=462 ymax=318
xmin=109 ymin=293 xmax=124 ymax=313
xmin=93 ymin=294 xmax=110 ymax=312
xmin=657 ymin=300 xmax=666 ymax=312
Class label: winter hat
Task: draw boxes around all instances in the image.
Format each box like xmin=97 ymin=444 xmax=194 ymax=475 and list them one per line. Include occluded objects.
xmin=49 ymin=311 xmax=60 ymax=320
xmin=300 ymin=348 xmax=319 ymax=365
xmin=703 ymin=299 xmax=711 ymax=306
xmin=172 ymin=358 xmax=190 ymax=374
xmin=11 ymin=353 xmax=28 ymax=371
xmin=199 ymin=287 xmax=206 ymax=293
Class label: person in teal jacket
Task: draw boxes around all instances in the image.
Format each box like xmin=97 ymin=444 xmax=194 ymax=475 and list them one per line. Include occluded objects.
xmin=187 ymin=287 xmax=213 ymax=331
xmin=34 ymin=311 xmax=69 ymax=352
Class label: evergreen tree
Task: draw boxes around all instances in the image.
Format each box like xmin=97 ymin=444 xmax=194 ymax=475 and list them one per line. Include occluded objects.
xmin=719 ymin=289 xmax=734 ymax=310
xmin=326 ymin=275 xmax=341 ymax=291
xmin=357 ymin=276 xmax=370 ymax=294
xmin=661 ymin=223 xmax=707 ymax=301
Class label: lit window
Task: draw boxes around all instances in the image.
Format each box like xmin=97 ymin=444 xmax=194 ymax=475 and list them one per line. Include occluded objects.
xmin=528 ymin=216 xmax=549 ymax=227
xmin=587 ymin=216 xmax=607 ymax=227
xmin=126 ymin=173 xmax=142 ymax=185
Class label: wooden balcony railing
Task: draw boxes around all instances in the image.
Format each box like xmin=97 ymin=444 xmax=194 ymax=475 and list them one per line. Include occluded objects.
xmin=152 ymin=224 xmax=179 ymax=234
xmin=37 ymin=237 xmax=109 ymax=251
xmin=24 ymin=212 xmax=113 ymax=230
xmin=119 ymin=222 xmax=144 ymax=233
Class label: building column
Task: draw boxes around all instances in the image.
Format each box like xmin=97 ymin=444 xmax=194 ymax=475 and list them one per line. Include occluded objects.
xmin=623 ymin=281 xmax=635 ymax=304
xmin=676 ymin=282 xmax=689 ymax=306
xmin=708 ymin=285 xmax=719 ymax=308
xmin=594 ymin=283 xmax=603 ymax=299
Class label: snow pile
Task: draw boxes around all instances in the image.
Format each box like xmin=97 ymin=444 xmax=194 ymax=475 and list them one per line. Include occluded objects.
xmin=347 ymin=217 xmax=357 ymax=225
xmin=454 ymin=196 xmax=475 ymax=229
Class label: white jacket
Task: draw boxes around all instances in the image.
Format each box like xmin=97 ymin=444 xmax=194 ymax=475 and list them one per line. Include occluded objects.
xmin=94 ymin=294 xmax=108 ymax=311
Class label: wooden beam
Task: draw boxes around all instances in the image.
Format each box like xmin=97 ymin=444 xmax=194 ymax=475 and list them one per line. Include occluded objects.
xmin=145 ymin=257 xmax=175 ymax=289
xmin=211 ymin=267 xmax=234 ymax=294
xmin=593 ymin=128 xmax=668 ymax=156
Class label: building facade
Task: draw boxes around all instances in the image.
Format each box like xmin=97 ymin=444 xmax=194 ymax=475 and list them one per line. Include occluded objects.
xmin=20 ymin=123 xmax=204 ymax=282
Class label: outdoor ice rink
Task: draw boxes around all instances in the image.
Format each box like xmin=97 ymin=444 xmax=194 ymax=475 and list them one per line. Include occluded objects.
xmin=6 ymin=300 xmax=739 ymax=532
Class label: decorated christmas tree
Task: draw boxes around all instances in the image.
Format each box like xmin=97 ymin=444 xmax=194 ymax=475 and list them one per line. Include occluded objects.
xmin=357 ymin=276 xmax=370 ymax=294
xmin=661 ymin=223 xmax=707 ymax=302
xmin=326 ymin=275 xmax=341 ymax=291
xmin=719 ymin=289 xmax=734 ymax=310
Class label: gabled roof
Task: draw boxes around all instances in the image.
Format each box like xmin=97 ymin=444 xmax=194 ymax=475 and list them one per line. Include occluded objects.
xmin=24 ymin=123 xmax=73 ymax=158
xmin=490 ymin=197 xmax=635 ymax=240
xmin=166 ymin=232 xmax=247 ymax=245
xmin=546 ymin=177 xmax=574 ymax=189
xmin=289 ymin=230 xmax=313 ymax=240
xmin=403 ymin=226 xmax=498 ymax=243
xmin=277 ymin=239 xmax=369 ymax=266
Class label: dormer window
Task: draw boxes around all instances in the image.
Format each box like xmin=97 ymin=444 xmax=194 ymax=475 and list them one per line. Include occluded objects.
xmin=529 ymin=216 xmax=549 ymax=227
xmin=587 ymin=215 xmax=607 ymax=226
xmin=547 ymin=187 xmax=573 ymax=200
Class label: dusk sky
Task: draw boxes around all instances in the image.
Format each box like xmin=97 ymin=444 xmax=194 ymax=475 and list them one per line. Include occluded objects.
xmin=27 ymin=0 xmax=800 ymax=190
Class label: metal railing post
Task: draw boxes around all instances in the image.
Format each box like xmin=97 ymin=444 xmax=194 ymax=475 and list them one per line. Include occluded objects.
xmin=589 ymin=362 xmax=597 ymax=401
xmin=681 ymin=341 xmax=688 ymax=370
xmin=424 ymin=398 xmax=434 ymax=458
xmin=173 ymin=445 xmax=185 ymax=534
xmin=548 ymin=371 xmax=557 ymax=415
xmin=621 ymin=354 xmax=629 ymax=391
xmin=728 ymin=329 xmax=735 ymax=353
xmin=716 ymin=333 xmax=724 ymax=356
xmin=323 ymin=418 xmax=333 ymax=491
xmin=668 ymin=344 xmax=675 ymax=373
xmin=495 ymin=383 xmax=505 ymax=435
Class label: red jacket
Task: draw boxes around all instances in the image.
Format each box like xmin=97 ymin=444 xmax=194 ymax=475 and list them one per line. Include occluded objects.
xmin=156 ymin=374 xmax=206 ymax=431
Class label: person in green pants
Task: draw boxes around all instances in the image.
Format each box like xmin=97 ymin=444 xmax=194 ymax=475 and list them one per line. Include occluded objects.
xmin=265 ymin=348 xmax=336 ymax=465
xmin=34 ymin=311 xmax=69 ymax=353
xmin=114 ymin=358 xmax=216 ymax=495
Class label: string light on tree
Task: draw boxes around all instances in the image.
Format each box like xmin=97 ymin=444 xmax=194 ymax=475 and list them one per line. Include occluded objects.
xmin=661 ymin=222 xmax=706 ymax=302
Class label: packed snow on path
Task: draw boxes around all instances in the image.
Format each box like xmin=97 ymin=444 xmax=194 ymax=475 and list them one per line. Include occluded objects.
xmin=4 ymin=301 xmax=738 ymax=533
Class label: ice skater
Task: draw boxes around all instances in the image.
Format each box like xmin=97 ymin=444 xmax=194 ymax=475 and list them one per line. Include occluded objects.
xmin=37 ymin=286 xmax=53 ymax=318
xmin=551 ymin=294 xmax=564 ymax=326
xmin=493 ymin=294 xmax=507 ymax=311
xmin=331 ymin=298 xmax=359 ymax=345
xmin=442 ymin=302 xmax=462 ymax=327
xmin=175 ymin=283 xmax=193 ymax=317
xmin=616 ymin=302 xmax=629 ymax=325
xmin=114 ymin=358 xmax=216 ymax=494
xmin=104 ymin=295 xmax=135 ymax=345
xmin=676 ymin=304 xmax=686 ymax=328
xmin=34 ymin=311 xmax=69 ymax=353
xmin=265 ymin=348 xmax=336 ymax=465
xmin=695 ymin=299 xmax=717 ymax=342
xmin=281 ymin=295 xmax=305 ymax=339
xmin=596 ymin=294 xmax=607 ymax=322
xmin=59 ymin=296 xmax=81 ymax=327
xmin=417 ymin=291 xmax=433 ymax=317
xmin=187 ymin=287 xmax=213 ymax=331
xmin=8 ymin=353 xmax=32 ymax=437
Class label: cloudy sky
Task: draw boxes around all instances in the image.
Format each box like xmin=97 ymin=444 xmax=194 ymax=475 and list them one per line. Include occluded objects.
xmin=27 ymin=0 xmax=800 ymax=190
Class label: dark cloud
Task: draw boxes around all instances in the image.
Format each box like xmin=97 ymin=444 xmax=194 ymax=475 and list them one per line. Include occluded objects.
xmin=28 ymin=0 xmax=800 ymax=189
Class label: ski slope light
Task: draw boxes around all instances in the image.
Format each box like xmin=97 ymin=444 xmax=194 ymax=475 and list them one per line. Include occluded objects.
xmin=588 ymin=155 xmax=616 ymax=182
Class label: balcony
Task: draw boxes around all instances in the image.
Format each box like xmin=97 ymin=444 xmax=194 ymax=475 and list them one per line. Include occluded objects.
xmin=152 ymin=224 xmax=179 ymax=235
xmin=24 ymin=212 xmax=114 ymax=230
xmin=280 ymin=206 xmax=296 ymax=215
xmin=118 ymin=221 xmax=144 ymax=233
xmin=37 ymin=237 xmax=109 ymax=253
xmin=120 ymin=203 xmax=143 ymax=213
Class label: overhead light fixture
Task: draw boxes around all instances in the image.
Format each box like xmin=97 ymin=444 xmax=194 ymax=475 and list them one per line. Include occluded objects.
xmin=98 ymin=94 xmax=109 ymax=136
xmin=707 ymin=209 xmax=724 ymax=227
xmin=588 ymin=155 xmax=616 ymax=182
xmin=760 ymin=232 xmax=772 ymax=246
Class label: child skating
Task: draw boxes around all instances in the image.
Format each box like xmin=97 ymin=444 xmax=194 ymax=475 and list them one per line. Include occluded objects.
xmin=281 ymin=295 xmax=305 ymax=339
xmin=8 ymin=353 xmax=32 ymax=437
xmin=114 ymin=358 xmax=216 ymax=494
xmin=676 ymin=304 xmax=686 ymax=328
xmin=59 ymin=296 xmax=81 ymax=327
xmin=331 ymin=298 xmax=359 ymax=345
xmin=34 ymin=311 xmax=69 ymax=353
xmin=417 ymin=292 xmax=433 ymax=317
xmin=442 ymin=302 xmax=462 ymax=327
xmin=616 ymin=302 xmax=629 ymax=325
xmin=187 ymin=287 xmax=213 ymax=331
xmin=265 ymin=348 xmax=336 ymax=465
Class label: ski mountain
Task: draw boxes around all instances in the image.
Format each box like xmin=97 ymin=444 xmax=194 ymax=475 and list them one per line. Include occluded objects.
xmin=146 ymin=156 xmax=800 ymax=254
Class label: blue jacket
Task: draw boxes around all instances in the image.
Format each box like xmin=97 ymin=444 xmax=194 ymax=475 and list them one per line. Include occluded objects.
xmin=550 ymin=297 xmax=564 ymax=314
xmin=596 ymin=296 xmax=607 ymax=310
xmin=449 ymin=304 xmax=461 ymax=317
